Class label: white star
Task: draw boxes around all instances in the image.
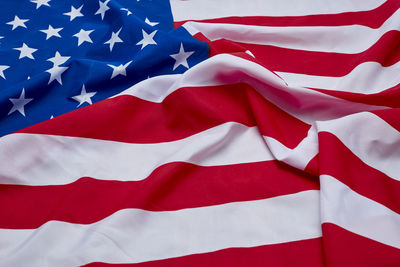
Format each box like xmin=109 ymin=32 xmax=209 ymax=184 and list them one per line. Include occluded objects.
xmin=104 ymin=28 xmax=123 ymax=51
xmin=145 ymin=18 xmax=159 ymax=27
xmin=31 ymin=0 xmax=51 ymax=9
xmin=40 ymin=25 xmax=62 ymax=40
xmin=120 ymin=8 xmax=132 ymax=16
xmin=136 ymin=29 xmax=157 ymax=50
xmin=8 ymin=89 xmax=33 ymax=116
xmin=14 ymin=43 xmax=37 ymax=60
xmin=47 ymin=51 xmax=70 ymax=66
xmin=6 ymin=16 xmax=29 ymax=30
xmin=170 ymin=43 xmax=195 ymax=70
xmin=0 ymin=65 xmax=9 ymax=79
xmin=46 ymin=65 xmax=69 ymax=84
xmin=64 ymin=5 xmax=84 ymax=21
xmin=71 ymin=85 xmax=97 ymax=107
xmin=107 ymin=60 xmax=132 ymax=79
xmin=95 ymin=0 xmax=110 ymax=20
xmin=73 ymin=29 xmax=94 ymax=46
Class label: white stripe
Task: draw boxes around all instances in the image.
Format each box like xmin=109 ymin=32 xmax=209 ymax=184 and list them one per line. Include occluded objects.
xmin=170 ymin=0 xmax=384 ymax=21
xmin=321 ymin=175 xmax=400 ymax=249
xmin=277 ymin=61 xmax=400 ymax=94
xmin=317 ymin=112 xmax=400 ymax=181
xmin=0 ymin=119 xmax=320 ymax=186
xmin=116 ymin=54 xmax=388 ymax=124
xmin=182 ymin=8 xmax=400 ymax=54
xmin=0 ymin=190 xmax=321 ymax=266
xmin=0 ymin=122 xmax=274 ymax=186
xmin=264 ymin=125 xmax=318 ymax=170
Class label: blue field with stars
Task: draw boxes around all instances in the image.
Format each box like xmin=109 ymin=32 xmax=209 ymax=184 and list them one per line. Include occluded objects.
xmin=0 ymin=0 xmax=209 ymax=136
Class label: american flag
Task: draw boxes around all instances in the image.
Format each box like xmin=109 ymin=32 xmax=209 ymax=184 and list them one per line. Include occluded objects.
xmin=1 ymin=0 xmax=400 ymax=266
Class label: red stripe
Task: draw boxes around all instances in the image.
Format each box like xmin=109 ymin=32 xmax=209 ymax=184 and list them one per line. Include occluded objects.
xmin=19 ymin=83 xmax=310 ymax=149
xmin=319 ymin=132 xmax=400 ymax=214
xmin=371 ymin=107 xmax=400 ymax=132
xmin=322 ymin=223 xmax=400 ymax=267
xmin=304 ymin=154 xmax=320 ymax=177
xmin=312 ymin=83 xmax=400 ymax=108
xmin=174 ymin=0 xmax=399 ymax=28
xmin=85 ymin=237 xmax=324 ymax=267
xmin=0 ymin=161 xmax=319 ymax=229
xmin=206 ymin=30 xmax=400 ymax=76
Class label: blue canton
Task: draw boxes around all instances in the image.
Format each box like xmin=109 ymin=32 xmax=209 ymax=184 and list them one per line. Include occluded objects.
xmin=0 ymin=0 xmax=209 ymax=136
